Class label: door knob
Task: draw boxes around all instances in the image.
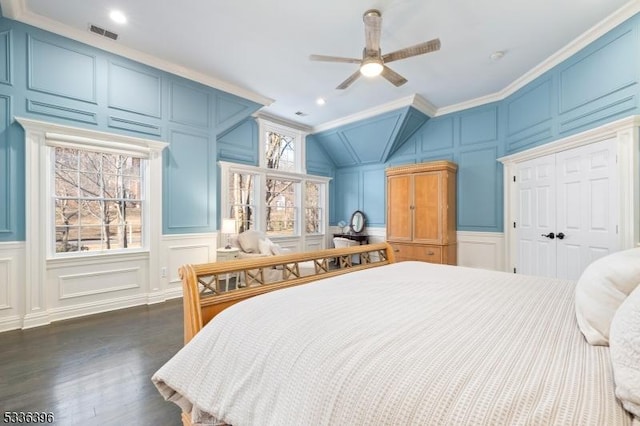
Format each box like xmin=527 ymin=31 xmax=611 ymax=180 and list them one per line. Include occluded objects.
xmin=541 ymin=232 xmax=555 ymax=239
xmin=556 ymin=232 xmax=565 ymax=240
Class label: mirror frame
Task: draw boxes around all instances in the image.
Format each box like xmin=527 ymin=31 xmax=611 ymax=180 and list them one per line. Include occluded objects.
xmin=350 ymin=210 xmax=366 ymax=234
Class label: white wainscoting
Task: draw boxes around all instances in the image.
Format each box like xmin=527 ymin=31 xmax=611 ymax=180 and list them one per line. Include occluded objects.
xmin=0 ymin=233 xmax=217 ymax=333
xmin=329 ymin=228 xmax=506 ymax=272
xmin=160 ymin=233 xmax=217 ymax=300
xmin=456 ymin=231 xmax=506 ymax=272
xmin=0 ymin=242 xmax=25 ymax=332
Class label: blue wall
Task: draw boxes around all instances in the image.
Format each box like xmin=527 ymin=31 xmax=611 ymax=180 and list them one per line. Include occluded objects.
xmin=0 ymin=17 xmax=262 ymax=241
xmin=329 ymin=12 xmax=640 ymax=232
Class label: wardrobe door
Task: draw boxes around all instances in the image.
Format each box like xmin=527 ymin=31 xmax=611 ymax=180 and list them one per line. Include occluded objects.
xmin=413 ymin=171 xmax=442 ymax=244
xmin=387 ymin=174 xmax=412 ymax=242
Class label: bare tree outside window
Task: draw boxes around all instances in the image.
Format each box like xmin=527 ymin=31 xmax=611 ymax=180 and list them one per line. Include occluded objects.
xmin=305 ymin=181 xmax=321 ymax=234
xmin=54 ymin=147 xmax=144 ymax=253
xmin=265 ymin=131 xmax=297 ymax=235
xmin=229 ymin=172 xmax=255 ymax=233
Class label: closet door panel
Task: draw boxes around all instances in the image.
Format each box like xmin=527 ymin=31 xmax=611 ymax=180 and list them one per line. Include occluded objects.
xmin=387 ymin=175 xmax=412 ymax=242
xmin=413 ymin=172 xmax=442 ymax=244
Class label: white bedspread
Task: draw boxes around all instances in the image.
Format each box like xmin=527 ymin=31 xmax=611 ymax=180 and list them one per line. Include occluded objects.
xmin=153 ymin=261 xmax=633 ymax=425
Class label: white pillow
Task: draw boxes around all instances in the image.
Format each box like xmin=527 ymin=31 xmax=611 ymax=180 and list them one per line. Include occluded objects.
xmin=575 ymin=247 xmax=640 ymax=345
xmin=258 ymin=238 xmax=272 ymax=255
xmin=610 ymin=284 xmax=640 ymax=418
xmin=270 ymin=242 xmax=283 ymax=256
xmin=237 ymin=230 xmax=262 ymax=253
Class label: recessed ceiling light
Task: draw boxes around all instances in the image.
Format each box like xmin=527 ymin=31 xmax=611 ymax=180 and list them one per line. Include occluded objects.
xmin=316 ymin=98 xmax=326 ymax=106
xmin=109 ymin=10 xmax=127 ymax=24
xmin=490 ymin=50 xmax=505 ymax=61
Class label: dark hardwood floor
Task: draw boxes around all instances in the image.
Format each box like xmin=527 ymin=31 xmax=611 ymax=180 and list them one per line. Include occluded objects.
xmin=0 ymin=300 xmax=184 ymax=425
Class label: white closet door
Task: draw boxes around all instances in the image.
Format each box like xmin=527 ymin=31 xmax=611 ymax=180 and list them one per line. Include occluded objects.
xmin=555 ymin=138 xmax=618 ymax=280
xmin=516 ymin=139 xmax=618 ymax=279
xmin=517 ymin=155 xmax=557 ymax=278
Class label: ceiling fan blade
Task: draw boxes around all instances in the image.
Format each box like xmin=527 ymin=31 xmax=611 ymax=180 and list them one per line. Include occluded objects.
xmin=382 ymin=38 xmax=441 ymax=63
xmin=336 ymin=70 xmax=362 ymax=90
xmin=363 ymin=9 xmax=382 ymax=53
xmin=381 ymin=66 xmax=408 ymax=87
xmin=309 ymin=54 xmax=362 ymax=64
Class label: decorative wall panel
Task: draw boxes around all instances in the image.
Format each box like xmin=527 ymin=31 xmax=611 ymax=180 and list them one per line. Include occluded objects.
xmin=0 ymin=95 xmax=10 ymax=234
xmin=458 ymin=147 xmax=500 ymax=230
xmin=0 ymin=257 xmax=10 ymax=309
xmin=170 ymin=82 xmax=209 ymax=128
xmin=459 ymin=105 xmax=498 ymax=146
xmin=108 ymin=115 xmax=162 ymax=136
xmin=26 ymin=99 xmax=97 ymax=124
xmin=506 ymin=78 xmax=554 ymax=151
xmin=0 ymin=30 xmax=11 ymax=85
xmin=217 ymin=118 xmax=258 ymax=165
xmin=108 ymin=62 xmax=162 ymax=117
xmin=421 ymin=117 xmax=454 ymax=152
xmin=334 ymin=170 xmax=359 ymax=223
xmin=165 ymin=130 xmax=213 ymax=231
xmin=28 ymin=36 xmax=96 ymax=103
xmin=559 ymin=29 xmax=635 ymax=114
xmin=215 ymin=93 xmax=261 ymax=135
xmin=58 ymin=267 xmax=140 ymax=300
xmin=362 ymin=168 xmax=385 ymax=226
xmin=342 ymin=113 xmax=401 ymax=164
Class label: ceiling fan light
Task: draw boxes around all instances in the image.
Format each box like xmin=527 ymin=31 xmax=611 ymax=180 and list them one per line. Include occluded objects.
xmin=360 ymin=60 xmax=383 ymax=77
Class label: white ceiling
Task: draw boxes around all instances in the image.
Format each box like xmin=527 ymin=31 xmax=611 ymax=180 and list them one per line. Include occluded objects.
xmin=2 ymin=0 xmax=637 ymax=129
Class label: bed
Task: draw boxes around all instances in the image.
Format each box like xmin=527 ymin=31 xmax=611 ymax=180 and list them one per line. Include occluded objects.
xmin=153 ymin=243 xmax=640 ymax=426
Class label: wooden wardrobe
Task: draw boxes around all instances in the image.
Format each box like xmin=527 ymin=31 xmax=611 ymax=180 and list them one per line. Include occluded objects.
xmin=386 ymin=160 xmax=457 ymax=265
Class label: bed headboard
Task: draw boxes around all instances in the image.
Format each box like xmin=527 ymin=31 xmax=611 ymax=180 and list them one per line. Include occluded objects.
xmin=179 ymin=242 xmax=396 ymax=343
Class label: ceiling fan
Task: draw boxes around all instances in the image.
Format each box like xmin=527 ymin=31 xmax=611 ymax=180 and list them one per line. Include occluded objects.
xmin=310 ymin=9 xmax=441 ymax=90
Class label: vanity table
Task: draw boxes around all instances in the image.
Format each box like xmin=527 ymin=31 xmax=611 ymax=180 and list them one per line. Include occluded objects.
xmin=334 ymin=210 xmax=368 ymax=244
xmin=332 ymin=233 xmax=368 ymax=244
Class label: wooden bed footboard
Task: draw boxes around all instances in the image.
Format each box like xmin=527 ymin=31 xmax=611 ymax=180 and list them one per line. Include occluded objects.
xmin=179 ymin=242 xmax=396 ymax=344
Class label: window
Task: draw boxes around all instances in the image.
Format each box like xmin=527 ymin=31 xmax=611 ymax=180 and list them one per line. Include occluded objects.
xmin=53 ymin=147 xmax=145 ymax=254
xmin=265 ymin=130 xmax=295 ymax=171
xmin=221 ymin=118 xmax=328 ymax=243
xmin=228 ymin=171 xmax=256 ymax=233
xmin=305 ymin=181 xmax=322 ymax=234
xmin=265 ymin=178 xmax=297 ymax=235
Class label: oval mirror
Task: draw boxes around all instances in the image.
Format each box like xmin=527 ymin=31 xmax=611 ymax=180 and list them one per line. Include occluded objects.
xmin=350 ymin=210 xmax=365 ymax=234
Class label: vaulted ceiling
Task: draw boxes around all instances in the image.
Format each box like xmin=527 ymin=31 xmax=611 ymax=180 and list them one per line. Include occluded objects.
xmin=1 ymin=0 xmax=635 ymax=131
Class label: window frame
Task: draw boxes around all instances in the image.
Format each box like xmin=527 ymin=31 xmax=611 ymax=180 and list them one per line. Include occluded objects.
xmin=257 ymin=118 xmax=306 ymax=174
xmin=18 ymin=121 xmax=168 ymax=261
xmin=219 ymin=161 xmax=330 ymax=239
xmin=49 ymin=145 xmax=148 ymax=257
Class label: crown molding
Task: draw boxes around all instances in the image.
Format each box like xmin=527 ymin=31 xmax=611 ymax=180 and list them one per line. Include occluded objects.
xmin=254 ymin=111 xmax=314 ymax=133
xmin=434 ymin=0 xmax=640 ymax=117
xmin=311 ymin=94 xmax=433 ymax=133
xmin=0 ymin=0 xmax=273 ymax=107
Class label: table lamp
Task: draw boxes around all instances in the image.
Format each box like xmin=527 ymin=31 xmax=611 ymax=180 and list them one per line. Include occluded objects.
xmin=221 ymin=218 xmax=237 ymax=249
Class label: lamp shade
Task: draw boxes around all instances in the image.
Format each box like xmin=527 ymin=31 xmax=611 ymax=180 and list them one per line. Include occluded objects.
xmin=221 ymin=218 xmax=236 ymax=234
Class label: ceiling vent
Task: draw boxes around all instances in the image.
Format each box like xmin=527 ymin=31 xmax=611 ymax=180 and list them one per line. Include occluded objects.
xmin=89 ymin=24 xmax=118 ymax=40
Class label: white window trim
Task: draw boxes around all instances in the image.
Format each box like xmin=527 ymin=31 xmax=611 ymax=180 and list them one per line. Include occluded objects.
xmin=219 ymin=161 xmax=331 ymax=243
xmin=257 ymin=117 xmax=307 ymax=174
xmin=17 ymin=117 xmax=168 ymax=325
